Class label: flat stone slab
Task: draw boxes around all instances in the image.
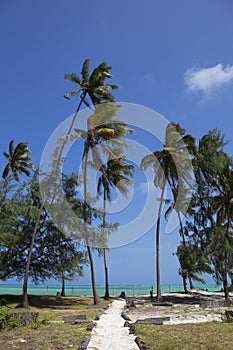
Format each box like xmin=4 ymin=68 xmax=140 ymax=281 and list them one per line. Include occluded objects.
xmin=152 ymin=301 xmax=173 ymax=307
xmin=63 ymin=315 xmax=87 ymax=324
xmin=137 ymin=317 xmax=170 ymax=325
xmin=199 ymin=298 xmax=231 ymax=308
xmin=78 ymin=336 xmax=91 ymax=350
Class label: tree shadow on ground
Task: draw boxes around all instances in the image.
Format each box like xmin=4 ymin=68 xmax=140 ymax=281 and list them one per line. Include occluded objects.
xmin=1 ymin=294 xmax=92 ymax=309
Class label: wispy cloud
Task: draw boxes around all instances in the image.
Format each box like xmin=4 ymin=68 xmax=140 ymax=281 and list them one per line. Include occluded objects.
xmin=184 ymin=63 xmax=233 ymax=98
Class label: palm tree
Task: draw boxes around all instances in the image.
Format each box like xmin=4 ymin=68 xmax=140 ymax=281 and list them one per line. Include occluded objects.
xmin=21 ymin=59 xmax=119 ymax=308
xmin=140 ymin=123 xmax=195 ymax=300
xmin=164 ymin=185 xmax=195 ymax=292
xmin=73 ymin=104 xmax=133 ymax=304
xmin=97 ymin=155 xmax=134 ymax=298
xmin=2 ymin=140 xmax=34 ymax=182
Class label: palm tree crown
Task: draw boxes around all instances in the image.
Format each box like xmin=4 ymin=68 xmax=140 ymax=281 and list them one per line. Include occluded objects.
xmin=64 ymin=59 xmax=118 ymax=108
xmin=2 ymin=140 xmax=34 ymax=182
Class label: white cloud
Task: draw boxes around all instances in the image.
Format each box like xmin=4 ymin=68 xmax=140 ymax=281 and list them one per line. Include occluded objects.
xmin=184 ymin=63 xmax=233 ymax=97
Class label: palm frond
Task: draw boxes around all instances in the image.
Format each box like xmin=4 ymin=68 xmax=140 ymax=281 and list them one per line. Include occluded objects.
xmin=9 ymin=140 xmax=14 ymax=156
xmin=81 ymin=59 xmax=90 ymax=82
xmin=64 ymin=73 xmax=81 ymax=84
xmin=2 ymin=164 xmax=10 ymax=179
xmin=64 ymin=89 xmax=81 ymax=100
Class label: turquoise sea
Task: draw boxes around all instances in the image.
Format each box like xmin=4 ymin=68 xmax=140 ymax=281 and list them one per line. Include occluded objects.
xmin=0 ymin=283 xmax=222 ymax=297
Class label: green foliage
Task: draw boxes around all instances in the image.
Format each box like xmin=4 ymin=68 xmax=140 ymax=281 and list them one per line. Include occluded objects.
xmin=0 ymin=173 xmax=87 ymax=284
xmin=2 ymin=140 xmax=34 ymax=182
xmin=30 ymin=318 xmax=49 ymax=329
xmin=0 ymin=307 xmax=22 ymax=330
xmin=64 ymin=58 xmax=118 ymax=106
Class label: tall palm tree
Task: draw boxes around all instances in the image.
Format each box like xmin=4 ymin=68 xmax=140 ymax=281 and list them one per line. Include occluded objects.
xmin=140 ymin=123 xmax=195 ymax=300
xmin=97 ymin=155 xmax=134 ymax=298
xmin=21 ymin=59 xmax=119 ymax=308
xmin=73 ymin=104 xmax=133 ymax=304
xmin=2 ymin=140 xmax=34 ymax=182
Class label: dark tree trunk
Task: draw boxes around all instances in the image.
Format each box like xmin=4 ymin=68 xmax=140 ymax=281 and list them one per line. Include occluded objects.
xmin=83 ymin=149 xmax=100 ymax=305
xmin=87 ymin=244 xmax=101 ymax=304
xmin=182 ymin=275 xmax=188 ymax=293
xmin=104 ymin=248 xmax=109 ymax=298
xmin=223 ymin=249 xmax=229 ymax=300
xmin=103 ymin=191 xmax=109 ymax=299
xmin=178 ymin=212 xmax=189 ymax=293
xmin=223 ymin=273 xmax=229 ymax=300
xmin=189 ymin=276 xmax=194 ymax=289
xmin=156 ymin=179 xmax=166 ymax=300
xmin=61 ymin=270 xmax=65 ymax=297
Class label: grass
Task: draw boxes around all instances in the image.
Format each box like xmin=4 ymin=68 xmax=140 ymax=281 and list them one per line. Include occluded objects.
xmin=0 ymin=294 xmax=111 ymax=350
xmin=135 ymin=322 xmax=233 ymax=350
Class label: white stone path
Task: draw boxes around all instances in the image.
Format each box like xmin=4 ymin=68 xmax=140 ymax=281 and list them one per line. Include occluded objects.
xmin=87 ymin=299 xmax=139 ymax=350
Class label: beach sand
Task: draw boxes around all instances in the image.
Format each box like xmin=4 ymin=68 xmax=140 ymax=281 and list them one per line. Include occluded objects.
xmin=126 ymin=289 xmax=233 ymax=325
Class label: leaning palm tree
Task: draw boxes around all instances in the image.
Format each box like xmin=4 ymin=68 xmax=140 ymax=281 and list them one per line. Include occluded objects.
xmin=97 ymin=155 xmax=134 ymax=298
xmin=140 ymin=123 xmax=195 ymax=300
xmin=21 ymin=59 xmax=119 ymax=308
xmin=2 ymin=140 xmax=34 ymax=182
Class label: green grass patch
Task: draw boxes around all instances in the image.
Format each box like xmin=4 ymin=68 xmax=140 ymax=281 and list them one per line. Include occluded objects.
xmin=135 ymin=322 xmax=233 ymax=350
xmin=0 ymin=294 xmax=111 ymax=350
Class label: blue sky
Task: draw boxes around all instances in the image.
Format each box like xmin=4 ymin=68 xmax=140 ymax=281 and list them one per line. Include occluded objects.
xmin=1 ymin=0 xmax=233 ymax=287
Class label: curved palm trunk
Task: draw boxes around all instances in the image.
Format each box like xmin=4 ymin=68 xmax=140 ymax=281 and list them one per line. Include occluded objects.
xmin=156 ymin=179 xmax=166 ymax=300
xmin=21 ymin=95 xmax=86 ymax=308
xmin=103 ymin=191 xmax=109 ymax=299
xmin=83 ymin=152 xmax=100 ymax=305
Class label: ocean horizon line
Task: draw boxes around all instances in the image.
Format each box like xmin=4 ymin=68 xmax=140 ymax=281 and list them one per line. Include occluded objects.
xmin=0 ymin=283 xmax=222 ymax=297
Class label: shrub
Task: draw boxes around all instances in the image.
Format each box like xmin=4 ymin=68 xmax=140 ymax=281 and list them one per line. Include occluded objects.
xmin=0 ymin=306 xmax=22 ymax=330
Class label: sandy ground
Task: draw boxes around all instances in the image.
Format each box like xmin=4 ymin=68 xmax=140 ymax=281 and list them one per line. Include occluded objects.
xmin=126 ymin=289 xmax=233 ymax=325
xmin=87 ymin=299 xmax=138 ymax=350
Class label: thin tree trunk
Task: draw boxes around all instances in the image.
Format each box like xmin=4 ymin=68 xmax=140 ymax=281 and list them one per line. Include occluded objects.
xmin=21 ymin=95 xmax=86 ymax=308
xmin=21 ymin=201 xmax=43 ymax=308
xmin=223 ymin=270 xmax=229 ymax=300
xmin=178 ymin=211 xmax=189 ymax=293
xmin=61 ymin=269 xmax=65 ymax=297
xmin=83 ymin=150 xmax=100 ymax=305
xmin=189 ymin=276 xmax=194 ymax=289
xmin=87 ymin=244 xmax=101 ymax=304
xmin=222 ymin=221 xmax=230 ymax=300
xmin=103 ymin=190 xmax=109 ymax=299
xmin=156 ymin=179 xmax=166 ymax=300
xmin=104 ymin=248 xmax=109 ymax=298
xmin=223 ymin=242 xmax=229 ymax=300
